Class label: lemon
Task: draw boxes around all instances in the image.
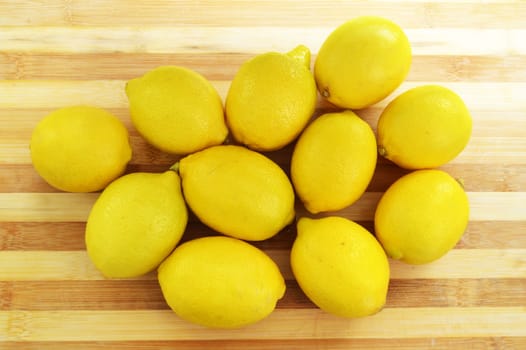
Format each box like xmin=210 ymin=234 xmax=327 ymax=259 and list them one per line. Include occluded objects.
xmin=30 ymin=105 xmax=131 ymax=193
xmin=375 ymin=169 xmax=469 ymax=264
xmin=126 ymin=66 xmax=228 ymax=154
xmin=158 ymin=236 xmax=285 ymax=328
xmin=291 ymin=217 xmax=390 ymax=318
xmin=377 ymin=85 xmax=472 ymax=169
xmin=315 ymin=16 xmax=411 ymax=109
xmin=85 ymin=169 xmax=188 ymax=278
xmin=291 ymin=110 xmax=377 ymax=214
xmin=226 ymin=45 xmax=317 ymax=151
xmin=178 ymin=145 xmax=295 ymax=241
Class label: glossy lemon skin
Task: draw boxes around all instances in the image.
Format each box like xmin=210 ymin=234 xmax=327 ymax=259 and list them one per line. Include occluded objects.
xmin=377 ymin=85 xmax=472 ymax=169
xmin=291 ymin=110 xmax=377 ymax=214
xmin=375 ymin=169 xmax=470 ymax=264
xmin=178 ymin=145 xmax=295 ymax=241
xmin=158 ymin=236 xmax=286 ymax=328
xmin=291 ymin=217 xmax=390 ymax=318
xmin=315 ymin=16 xmax=411 ymax=109
xmin=85 ymin=170 xmax=188 ymax=278
xmin=226 ymin=45 xmax=317 ymax=151
xmin=126 ymin=66 xmax=228 ymax=155
xmin=30 ymin=105 xmax=131 ymax=192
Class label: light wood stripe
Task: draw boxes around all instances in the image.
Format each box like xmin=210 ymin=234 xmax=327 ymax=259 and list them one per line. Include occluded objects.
xmin=1 ymin=307 xmax=525 ymax=341
xmin=465 ymin=192 xmax=526 ymax=221
xmin=1 ymin=249 xmax=524 ymax=281
xmin=0 ymin=193 xmax=98 ymax=222
xmin=0 ymin=80 xmax=130 ymax=109
xmin=2 ymin=121 xmax=526 ymax=167
xmin=3 ymin=107 xmax=525 ymax=140
xmin=4 ymin=106 xmax=525 ymax=127
xmin=2 ymin=54 xmax=525 ymax=82
xmin=300 ymin=192 xmax=526 ymax=222
xmin=1 ymin=27 xmax=525 ymax=55
xmin=1 ymin=192 xmax=525 ymax=223
xmin=456 ymin=137 xmax=526 ymax=164
xmin=388 ymin=249 xmax=526 ymax=279
xmin=0 ymin=1 xmax=524 ymax=28
xmin=0 ymin=251 xmax=105 ymax=281
xmin=3 ymin=134 xmax=526 ymax=167
xmin=2 ymin=80 xmax=525 ymax=112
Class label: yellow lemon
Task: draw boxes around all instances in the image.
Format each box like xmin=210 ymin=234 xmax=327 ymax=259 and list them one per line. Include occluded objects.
xmin=158 ymin=236 xmax=285 ymax=328
xmin=178 ymin=145 xmax=295 ymax=241
xmin=30 ymin=105 xmax=131 ymax=192
xmin=375 ymin=169 xmax=469 ymax=264
xmin=126 ymin=66 xmax=228 ymax=154
xmin=377 ymin=85 xmax=472 ymax=169
xmin=291 ymin=217 xmax=390 ymax=318
xmin=315 ymin=16 xmax=411 ymax=109
xmin=291 ymin=110 xmax=377 ymax=214
xmin=86 ymin=169 xmax=188 ymax=278
xmin=226 ymin=45 xmax=317 ymax=151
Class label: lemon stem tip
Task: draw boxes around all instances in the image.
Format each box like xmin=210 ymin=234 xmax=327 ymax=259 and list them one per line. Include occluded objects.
xmin=169 ymin=162 xmax=180 ymax=173
xmin=378 ymin=146 xmax=388 ymax=157
xmin=455 ymin=177 xmax=466 ymax=189
xmin=286 ymin=45 xmax=311 ymax=69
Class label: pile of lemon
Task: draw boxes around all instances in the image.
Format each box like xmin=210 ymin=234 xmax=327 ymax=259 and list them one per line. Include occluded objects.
xmin=30 ymin=16 xmax=471 ymax=328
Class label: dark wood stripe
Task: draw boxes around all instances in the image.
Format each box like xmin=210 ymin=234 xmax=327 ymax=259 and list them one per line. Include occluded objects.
xmin=1 ymin=278 xmax=524 ymax=311
xmin=2 ymin=162 xmax=525 ymax=193
xmin=284 ymin=278 xmax=526 ymax=309
xmin=0 ymin=221 xmax=219 ymax=251
xmin=0 ymin=222 xmax=87 ymax=250
xmin=2 ymin=221 xmax=525 ymax=251
xmin=0 ymin=280 xmax=167 ymax=311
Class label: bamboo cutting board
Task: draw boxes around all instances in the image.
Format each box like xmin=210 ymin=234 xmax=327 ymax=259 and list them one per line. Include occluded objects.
xmin=1 ymin=1 xmax=526 ymax=349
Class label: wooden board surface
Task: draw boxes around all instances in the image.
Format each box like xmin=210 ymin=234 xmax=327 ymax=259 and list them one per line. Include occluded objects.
xmin=1 ymin=1 xmax=526 ymax=349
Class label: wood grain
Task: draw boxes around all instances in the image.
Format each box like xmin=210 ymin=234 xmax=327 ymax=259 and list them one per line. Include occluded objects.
xmin=2 ymin=278 xmax=525 ymax=311
xmin=1 ymin=0 xmax=525 ymax=28
xmin=1 ymin=0 xmax=525 ymax=348
xmin=1 ymin=307 xmax=525 ymax=341
xmin=1 ymin=249 xmax=525 ymax=282
xmin=2 ymin=54 xmax=526 ymax=82
xmin=1 ymin=191 xmax=525 ymax=223
xmin=2 ymin=26 xmax=526 ymax=56
xmin=2 ymin=338 xmax=526 ymax=350
xmin=2 ymin=80 xmax=526 ymax=110
xmin=2 ymin=220 xmax=526 ymax=251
